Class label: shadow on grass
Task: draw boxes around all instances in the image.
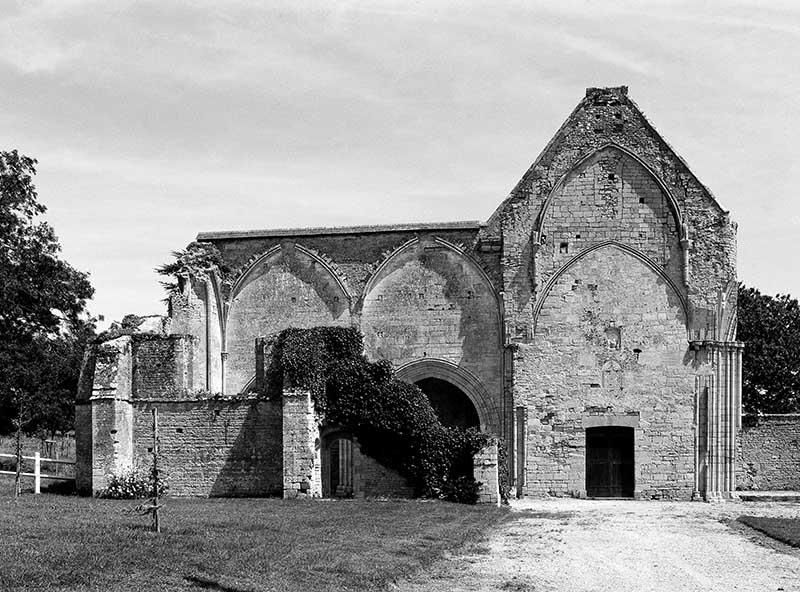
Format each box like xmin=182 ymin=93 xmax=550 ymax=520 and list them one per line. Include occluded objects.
xmin=184 ymin=575 xmax=252 ymax=592
xmin=737 ymin=515 xmax=800 ymax=548
xmin=1 ymin=496 xmax=509 ymax=592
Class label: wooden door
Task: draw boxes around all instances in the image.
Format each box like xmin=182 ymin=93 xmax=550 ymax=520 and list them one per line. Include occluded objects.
xmin=586 ymin=426 xmax=634 ymax=497
xmin=325 ymin=437 xmax=354 ymax=498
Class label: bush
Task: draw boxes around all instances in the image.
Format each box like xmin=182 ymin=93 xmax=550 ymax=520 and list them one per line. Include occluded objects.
xmin=271 ymin=327 xmax=489 ymax=502
xmin=97 ymin=466 xmax=167 ymax=500
xmin=440 ymin=475 xmax=481 ymax=504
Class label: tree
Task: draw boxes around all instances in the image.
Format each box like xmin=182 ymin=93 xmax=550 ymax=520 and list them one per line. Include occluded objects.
xmin=0 ymin=151 xmax=95 ymax=447
xmin=738 ymin=283 xmax=800 ymax=414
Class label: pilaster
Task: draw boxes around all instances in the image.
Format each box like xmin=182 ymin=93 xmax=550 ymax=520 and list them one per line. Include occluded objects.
xmin=87 ymin=336 xmax=135 ymax=494
xmin=474 ymin=440 xmax=501 ymax=505
xmin=282 ymin=386 xmax=322 ymax=498
xmin=691 ymin=340 xmax=744 ymax=501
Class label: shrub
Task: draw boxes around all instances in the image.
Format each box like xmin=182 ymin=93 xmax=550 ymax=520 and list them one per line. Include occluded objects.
xmin=271 ymin=327 xmax=490 ymax=502
xmin=97 ymin=466 xmax=167 ymax=500
xmin=440 ymin=475 xmax=482 ymax=504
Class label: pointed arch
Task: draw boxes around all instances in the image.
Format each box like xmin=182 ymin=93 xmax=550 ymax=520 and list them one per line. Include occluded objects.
xmin=360 ymin=236 xmax=502 ymax=344
xmin=360 ymin=237 xmax=420 ymax=309
xmin=532 ymin=241 xmax=688 ymax=333
xmin=223 ymin=242 xmax=353 ymax=394
xmin=533 ymin=142 xmax=686 ymax=244
xmin=230 ymin=243 xmax=352 ymax=306
xmin=395 ymin=358 xmax=500 ymax=432
xmin=431 ymin=236 xmax=503 ymax=325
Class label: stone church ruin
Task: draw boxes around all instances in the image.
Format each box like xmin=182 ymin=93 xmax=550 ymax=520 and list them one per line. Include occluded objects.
xmin=76 ymin=86 xmax=743 ymax=501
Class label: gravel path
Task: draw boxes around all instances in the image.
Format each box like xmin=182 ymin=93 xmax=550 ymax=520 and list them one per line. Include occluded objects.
xmin=393 ymin=498 xmax=800 ymax=592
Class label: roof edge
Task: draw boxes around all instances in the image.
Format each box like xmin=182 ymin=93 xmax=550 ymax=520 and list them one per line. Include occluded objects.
xmin=197 ymin=220 xmax=483 ymax=241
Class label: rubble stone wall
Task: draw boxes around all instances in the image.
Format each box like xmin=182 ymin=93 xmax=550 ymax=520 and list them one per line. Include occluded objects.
xmin=738 ymin=414 xmax=800 ymax=491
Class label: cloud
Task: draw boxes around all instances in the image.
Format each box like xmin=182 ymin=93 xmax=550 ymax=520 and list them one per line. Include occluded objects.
xmin=0 ymin=0 xmax=95 ymax=72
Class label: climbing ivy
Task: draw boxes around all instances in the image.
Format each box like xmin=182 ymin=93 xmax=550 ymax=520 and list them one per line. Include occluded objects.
xmin=269 ymin=326 xmax=490 ymax=502
xmin=156 ymin=241 xmax=230 ymax=296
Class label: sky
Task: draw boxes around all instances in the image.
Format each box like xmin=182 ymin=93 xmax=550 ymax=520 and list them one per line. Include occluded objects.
xmin=1 ymin=0 xmax=798 ymax=326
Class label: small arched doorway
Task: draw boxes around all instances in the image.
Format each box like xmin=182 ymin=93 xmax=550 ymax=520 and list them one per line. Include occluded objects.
xmin=414 ymin=377 xmax=480 ymax=429
xmin=585 ymin=426 xmax=635 ymax=498
xmin=322 ymin=432 xmax=354 ymax=498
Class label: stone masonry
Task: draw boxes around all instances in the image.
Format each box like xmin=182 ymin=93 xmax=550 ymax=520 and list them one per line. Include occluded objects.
xmin=738 ymin=414 xmax=800 ymax=491
xmin=77 ymin=86 xmax=744 ymax=501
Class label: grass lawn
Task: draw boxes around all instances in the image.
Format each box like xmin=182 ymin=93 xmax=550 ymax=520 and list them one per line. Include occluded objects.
xmin=0 ymin=481 xmax=508 ymax=592
xmin=738 ymin=515 xmax=800 ymax=548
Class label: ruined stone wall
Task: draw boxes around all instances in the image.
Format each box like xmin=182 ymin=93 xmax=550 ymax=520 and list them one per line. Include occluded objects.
xmin=488 ymin=86 xmax=737 ymax=344
xmin=168 ymin=278 xmax=208 ymax=391
xmin=537 ymin=148 xmax=682 ymax=290
xmin=132 ymin=399 xmax=282 ymax=497
xmin=518 ymin=246 xmax=695 ymax=499
xmin=360 ymin=238 xmax=503 ymax=432
xmin=474 ymin=440 xmax=501 ymax=505
xmin=133 ymin=335 xmax=196 ymax=399
xmin=203 ymin=225 xmax=487 ymax=296
xmin=76 ymin=87 xmax=741 ymax=501
xmin=225 ymin=245 xmax=352 ymax=395
xmin=200 ymin=225 xmax=504 ymax=437
xmin=738 ymin=414 xmax=800 ymax=491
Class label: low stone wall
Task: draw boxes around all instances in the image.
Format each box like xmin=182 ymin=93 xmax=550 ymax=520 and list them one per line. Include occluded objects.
xmin=134 ymin=399 xmax=282 ymax=497
xmin=351 ymin=442 xmax=413 ymax=498
xmin=738 ymin=414 xmax=800 ymax=491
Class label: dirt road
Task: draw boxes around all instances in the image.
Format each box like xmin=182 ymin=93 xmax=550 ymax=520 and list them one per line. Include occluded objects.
xmin=394 ymin=498 xmax=800 ymax=592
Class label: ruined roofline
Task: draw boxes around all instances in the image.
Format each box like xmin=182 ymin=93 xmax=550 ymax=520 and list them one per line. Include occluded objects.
xmin=197 ymin=220 xmax=483 ymax=241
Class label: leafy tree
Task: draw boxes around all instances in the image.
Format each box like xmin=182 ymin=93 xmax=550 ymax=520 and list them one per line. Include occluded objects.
xmin=0 ymin=150 xmax=95 ymax=443
xmin=738 ymin=284 xmax=800 ymax=414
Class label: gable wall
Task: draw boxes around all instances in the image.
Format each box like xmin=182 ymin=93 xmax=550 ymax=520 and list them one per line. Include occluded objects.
xmin=488 ymin=86 xmax=737 ymax=499
xmin=487 ymin=86 xmax=736 ymax=343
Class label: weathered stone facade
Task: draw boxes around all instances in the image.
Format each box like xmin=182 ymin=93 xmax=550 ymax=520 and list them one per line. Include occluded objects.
xmin=77 ymin=86 xmax=743 ymax=501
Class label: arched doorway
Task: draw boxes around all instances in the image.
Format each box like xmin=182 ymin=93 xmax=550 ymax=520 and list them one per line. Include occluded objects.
xmin=322 ymin=432 xmax=354 ymax=498
xmin=415 ymin=377 xmax=480 ymax=478
xmin=585 ymin=426 xmax=635 ymax=498
xmin=415 ymin=377 xmax=480 ymax=429
xmin=394 ymin=358 xmax=498 ymax=432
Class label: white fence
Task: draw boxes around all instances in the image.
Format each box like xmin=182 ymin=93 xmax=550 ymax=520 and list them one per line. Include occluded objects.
xmin=0 ymin=452 xmax=75 ymax=494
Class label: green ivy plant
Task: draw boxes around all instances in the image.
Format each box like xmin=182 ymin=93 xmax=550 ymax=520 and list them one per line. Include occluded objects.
xmin=156 ymin=241 xmax=230 ymax=296
xmin=268 ymin=326 xmax=491 ymax=502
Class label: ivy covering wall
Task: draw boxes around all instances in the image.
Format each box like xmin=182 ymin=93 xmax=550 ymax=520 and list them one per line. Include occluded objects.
xmin=267 ymin=326 xmax=490 ymax=503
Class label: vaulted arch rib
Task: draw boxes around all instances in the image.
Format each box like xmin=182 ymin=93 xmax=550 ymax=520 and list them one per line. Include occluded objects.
xmin=533 ymin=142 xmax=686 ymax=244
xmin=230 ymin=243 xmax=352 ymax=305
xmin=222 ymin=242 xmax=353 ymax=354
xmin=359 ymin=236 xmax=503 ymax=347
xmin=532 ymin=241 xmax=688 ymax=334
